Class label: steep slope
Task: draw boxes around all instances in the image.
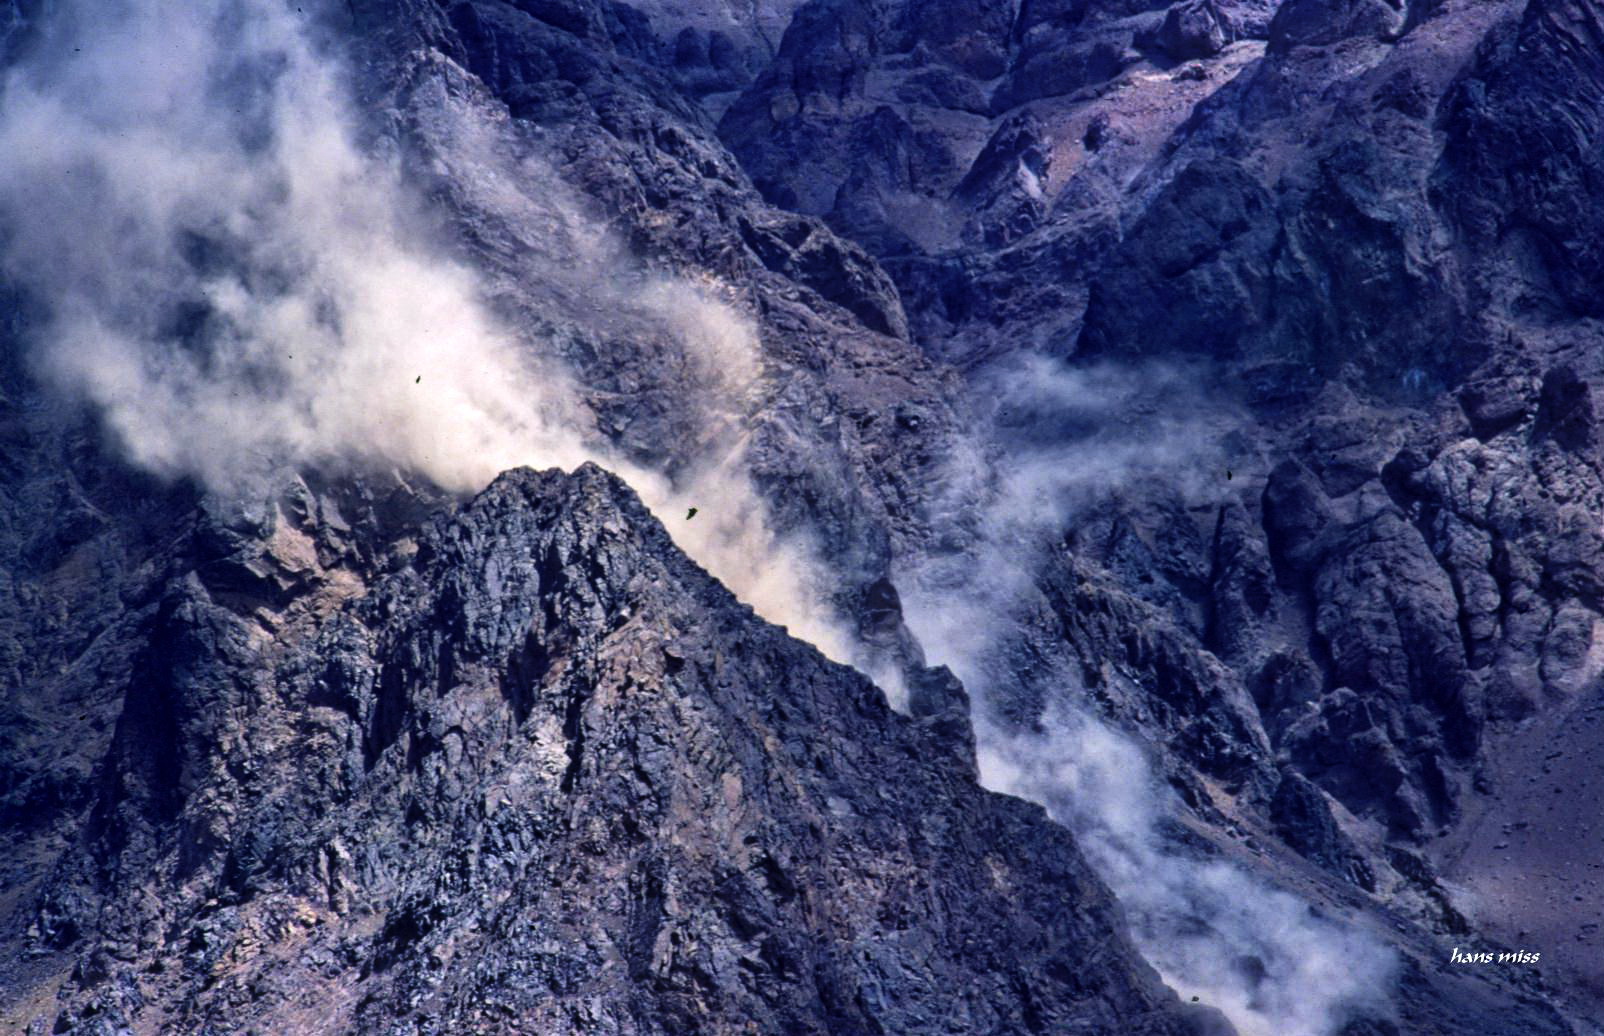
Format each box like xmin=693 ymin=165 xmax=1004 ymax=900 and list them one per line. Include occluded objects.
xmin=3 ymin=460 xmax=1222 ymax=1036
xmin=2 ymin=0 xmax=1603 ymax=1032
xmin=709 ymin=0 xmax=1604 ymax=1026
xmin=0 ymin=1 xmax=1227 ymax=1032
xmin=353 ymin=0 xmax=973 ymax=631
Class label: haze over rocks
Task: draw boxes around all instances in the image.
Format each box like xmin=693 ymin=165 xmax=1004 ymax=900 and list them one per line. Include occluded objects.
xmin=2 ymin=0 xmax=1603 ymax=1034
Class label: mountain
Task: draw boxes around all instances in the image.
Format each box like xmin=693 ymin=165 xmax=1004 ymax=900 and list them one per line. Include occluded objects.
xmin=1 ymin=0 xmax=1601 ymax=1033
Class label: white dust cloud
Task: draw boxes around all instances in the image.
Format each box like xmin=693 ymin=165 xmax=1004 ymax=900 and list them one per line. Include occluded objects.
xmin=900 ymin=358 xmax=1397 ymax=1036
xmin=0 ymin=0 xmax=590 ymax=491
xmin=0 ymin=0 xmax=849 ymax=660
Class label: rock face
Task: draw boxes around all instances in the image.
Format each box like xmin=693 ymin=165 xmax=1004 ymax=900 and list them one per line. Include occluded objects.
xmin=705 ymin=0 xmax=1604 ymax=1026
xmin=4 ymin=0 xmax=1604 ymax=1032
xmin=9 ymin=465 xmax=1215 ymax=1034
xmin=708 ymin=0 xmax=1604 ymax=1022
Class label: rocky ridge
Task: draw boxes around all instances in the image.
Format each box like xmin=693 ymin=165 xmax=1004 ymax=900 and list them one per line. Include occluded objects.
xmin=7 ymin=463 xmax=1221 ymax=1034
xmin=2 ymin=0 xmax=1604 ymax=1032
xmin=712 ymin=0 xmax=1604 ymax=1021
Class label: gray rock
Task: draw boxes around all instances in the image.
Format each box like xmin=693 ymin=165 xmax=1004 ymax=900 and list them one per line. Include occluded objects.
xmin=1160 ymin=0 xmax=1231 ymax=59
xmin=26 ymin=466 xmax=1216 ymax=1035
xmin=1269 ymin=770 xmax=1376 ymax=890
xmin=4 ymin=0 xmax=1603 ymax=1030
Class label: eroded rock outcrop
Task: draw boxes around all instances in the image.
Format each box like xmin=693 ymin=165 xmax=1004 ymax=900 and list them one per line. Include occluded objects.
xmin=17 ymin=465 xmax=1221 ymax=1036
xmin=5 ymin=0 xmax=1604 ymax=1031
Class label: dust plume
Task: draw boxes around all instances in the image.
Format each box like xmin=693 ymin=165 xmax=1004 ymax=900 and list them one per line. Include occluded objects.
xmin=0 ymin=0 xmax=849 ymax=660
xmin=900 ymin=357 xmax=1397 ymax=1036
xmin=0 ymin=0 xmax=593 ymax=491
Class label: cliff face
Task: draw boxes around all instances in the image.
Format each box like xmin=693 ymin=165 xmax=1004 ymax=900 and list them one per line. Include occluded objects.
xmin=7 ymin=464 xmax=1214 ymax=1035
xmin=2 ymin=0 xmax=1603 ymax=1033
xmin=713 ymin=0 xmax=1604 ymax=1023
